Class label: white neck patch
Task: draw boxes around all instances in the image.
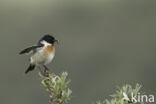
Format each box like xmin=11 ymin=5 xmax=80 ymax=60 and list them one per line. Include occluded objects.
xmin=41 ymin=40 xmax=51 ymax=46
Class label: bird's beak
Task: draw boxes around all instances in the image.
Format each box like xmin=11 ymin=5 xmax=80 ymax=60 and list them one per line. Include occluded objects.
xmin=55 ymin=40 xmax=59 ymax=44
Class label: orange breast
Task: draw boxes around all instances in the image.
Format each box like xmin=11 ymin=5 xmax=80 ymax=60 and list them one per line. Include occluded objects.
xmin=44 ymin=45 xmax=55 ymax=55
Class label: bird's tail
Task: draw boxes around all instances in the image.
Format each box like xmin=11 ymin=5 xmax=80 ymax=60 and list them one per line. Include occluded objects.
xmin=25 ymin=64 xmax=35 ymax=74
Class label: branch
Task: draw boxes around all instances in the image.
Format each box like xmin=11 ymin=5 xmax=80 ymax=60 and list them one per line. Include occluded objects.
xmin=39 ymin=70 xmax=144 ymax=104
xmin=39 ymin=70 xmax=72 ymax=104
xmin=95 ymin=84 xmax=143 ymax=104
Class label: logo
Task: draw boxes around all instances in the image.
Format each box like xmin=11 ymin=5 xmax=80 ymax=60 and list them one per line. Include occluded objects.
xmin=123 ymin=92 xmax=154 ymax=103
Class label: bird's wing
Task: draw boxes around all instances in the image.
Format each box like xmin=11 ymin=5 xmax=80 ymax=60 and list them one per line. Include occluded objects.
xmin=19 ymin=44 xmax=44 ymax=55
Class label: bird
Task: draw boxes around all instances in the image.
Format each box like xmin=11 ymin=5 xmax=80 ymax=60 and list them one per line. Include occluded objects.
xmin=19 ymin=34 xmax=59 ymax=74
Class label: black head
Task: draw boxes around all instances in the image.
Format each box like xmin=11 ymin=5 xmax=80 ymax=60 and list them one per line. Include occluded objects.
xmin=39 ymin=34 xmax=58 ymax=45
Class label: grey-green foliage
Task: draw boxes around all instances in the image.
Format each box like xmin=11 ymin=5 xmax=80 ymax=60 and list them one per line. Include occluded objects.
xmin=96 ymin=84 xmax=143 ymax=104
xmin=39 ymin=72 xmax=72 ymax=104
xmin=39 ymin=71 xmax=143 ymax=104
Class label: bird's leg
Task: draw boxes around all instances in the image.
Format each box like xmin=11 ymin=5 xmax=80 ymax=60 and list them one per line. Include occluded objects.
xmin=43 ymin=65 xmax=50 ymax=71
xmin=38 ymin=66 xmax=45 ymax=75
xmin=43 ymin=65 xmax=50 ymax=77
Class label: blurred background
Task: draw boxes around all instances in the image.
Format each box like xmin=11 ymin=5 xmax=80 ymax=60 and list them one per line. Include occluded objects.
xmin=0 ymin=0 xmax=156 ymax=104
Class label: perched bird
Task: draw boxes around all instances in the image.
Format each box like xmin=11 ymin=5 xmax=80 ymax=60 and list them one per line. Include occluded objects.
xmin=19 ymin=35 xmax=58 ymax=74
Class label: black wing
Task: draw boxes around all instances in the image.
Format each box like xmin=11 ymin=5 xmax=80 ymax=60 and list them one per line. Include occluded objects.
xmin=19 ymin=44 xmax=43 ymax=55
